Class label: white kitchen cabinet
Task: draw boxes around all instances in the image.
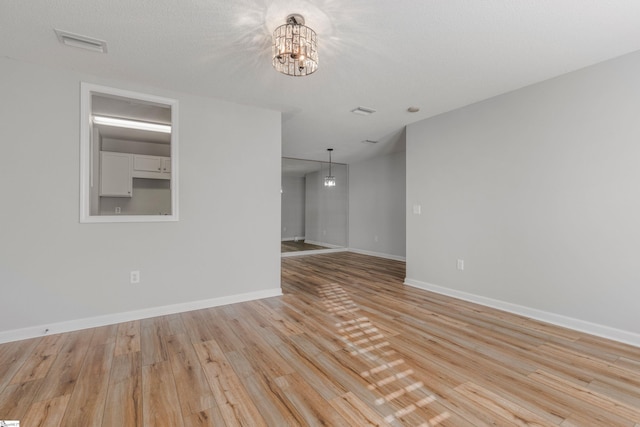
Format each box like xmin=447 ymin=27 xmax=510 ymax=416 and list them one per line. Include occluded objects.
xmin=132 ymin=155 xmax=171 ymax=180
xmin=100 ymin=152 xmax=132 ymax=197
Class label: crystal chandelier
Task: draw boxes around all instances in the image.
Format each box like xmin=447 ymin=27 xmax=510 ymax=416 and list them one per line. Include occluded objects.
xmin=324 ymin=148 xmax=336 ymax=187
xmin=272 ymin=14 xmax=318 ymax=77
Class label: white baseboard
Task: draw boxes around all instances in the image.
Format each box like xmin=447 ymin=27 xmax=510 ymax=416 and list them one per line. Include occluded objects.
xmin=404 ymin=278 xmax=640 ymax=348
xmin=281 ymin=247 xmax=406 ymax=260
xmin=281 ymin=236 xmax=305 ymax=242
xmin=303 ymin=240 xmax=343 ymax=249
xmin=281 ymin=247 xmax=348 ymax=257
xmin=0 ymin=287 xmax=282 ymax=345
xmin=348 ymin=248 xmax=406 ymax=262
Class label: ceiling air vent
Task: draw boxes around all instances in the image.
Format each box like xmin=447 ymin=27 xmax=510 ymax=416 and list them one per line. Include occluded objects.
xmin=351 ymin=106 xmax=376 ymax=116
xmin=54 ymin=29 xmax=108 ymax=53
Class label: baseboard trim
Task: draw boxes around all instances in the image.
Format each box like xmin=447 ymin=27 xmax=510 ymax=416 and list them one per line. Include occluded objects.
xmin=303 ymin=240 xmax=344 ymax=249
xmin=281 ymin=247 xmax=348 ymax=257
xmin=281 ymin=236 xmax=305 ymax=242
xmin=404 ymin=278 xmax=640 ymax=348
xmin=348 ymin=248 xmax=406 ymax=262
xmin=0 ymin=287 xmax=282 ymax=345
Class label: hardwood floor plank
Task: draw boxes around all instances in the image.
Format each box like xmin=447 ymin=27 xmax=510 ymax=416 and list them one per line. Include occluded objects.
xmin=90 ymin=324 xmax=119 ymax=347
xmin=102 ymin=377 xmax=142 ymax=427
xmin=309 ymin=350 xmax=404 ymax=421
xmin=273 ymin=372 xmax=352 ymax=426
xmin=385 ymin=309 xmax=591 ymax=424
xmin=114 ymin=320 xmax=141 ymax=356
xmin=9 ymin=333 xmax=67 ymax=385
xmin=102 ymin=352 xmax=142 ymax=427
xmin=31 ymin=328 xmax=94 ymax=403
xmin=0 ymin=338 xmax=39 ymax=393
xmin=279 ymin=297 xmax=349 ymax=352
xmin=0 ymin=379 xmax=43 ymax=420
xmin=165 ymin=313 xmax=188 ymax=336
xmin=589 ymin=379 xmax=640 ymax=408
xmin=196 ymin=310 xmax=248 ymax=353
xmin=181 ymin=309 xmax=238 ymax=349
xmin=165 ymin=333 xmax=216 ymax=415
xmin=272 ymin=339 xmax=347 ymax=400
xmin=60 ymin=342 xmax=114 ymax=427
xmin=245 ymin=299 xmax=304 ymax=336
xmin=182 ymin=406 xmax=228 ymax=427
xmin=529 ymin=369 xmax=640 ymax=424
xmin=20 ymin=393 xmax=70 ymax=427
xmin=541 ymin=341 xmax=640 ymax=386
xmin=141 ymin=314 xmax=186 ymax=337
xmin=193 ymin=338 xmax=267 ymax=427
xmin=0 ymin=337 xmax=39 ymax=367
xmin=142 ymin=360 xmax=184 ymax=427
xmin=140 ymin=319 xmax=169 ymax=366
xmin=232 ymin=334 xmax=295 ymax=381
xmin=617 ymin=357 xmax=640 ymax=371
xmin=328 ymin=338 xmax=462 ymax=426
xmin=240 ymin=371 xmax=301 ymax=426
xmin=454 ymin=381 xmax=557 ymax=426
xmin=329 ymin=391 xmax=395 ymax=427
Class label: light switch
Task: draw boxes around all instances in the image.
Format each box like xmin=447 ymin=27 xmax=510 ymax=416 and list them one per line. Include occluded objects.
xmin=413 ymin=204 xmax=422 ymax=215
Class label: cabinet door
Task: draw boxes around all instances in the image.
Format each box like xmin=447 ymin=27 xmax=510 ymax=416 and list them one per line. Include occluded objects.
xmin=100 ymin=152 xmax=132 ymax=197
xmin=133 ymin=155 xmax=163 ymax=173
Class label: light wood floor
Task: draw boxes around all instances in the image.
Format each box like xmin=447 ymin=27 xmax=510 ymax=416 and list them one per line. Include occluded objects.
xmin=1 ymin=253 xmax=639 ymax=426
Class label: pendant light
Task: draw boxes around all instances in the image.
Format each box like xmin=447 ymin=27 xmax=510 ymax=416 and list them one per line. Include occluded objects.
xmin=324 ymin=148 xmax=336 ymax=187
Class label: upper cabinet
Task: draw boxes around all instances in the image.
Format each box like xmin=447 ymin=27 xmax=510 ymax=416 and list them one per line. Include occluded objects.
xmin=132 ymin=154 xmax=171 ymax=180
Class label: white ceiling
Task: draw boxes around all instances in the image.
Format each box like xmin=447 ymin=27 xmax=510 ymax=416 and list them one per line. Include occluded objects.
xmin=3 ymin=1 xmax=640 ymax=164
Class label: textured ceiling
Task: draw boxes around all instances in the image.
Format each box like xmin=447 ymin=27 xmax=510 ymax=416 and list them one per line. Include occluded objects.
xmin=2 ymin=1 xmax=640 ymax=163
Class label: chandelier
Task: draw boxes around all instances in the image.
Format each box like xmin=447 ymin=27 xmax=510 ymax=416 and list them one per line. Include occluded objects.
xmin=324 ymin=148 xmax=336 ymax=187
xmin=272 ymin=14 xmax=318 ymax=77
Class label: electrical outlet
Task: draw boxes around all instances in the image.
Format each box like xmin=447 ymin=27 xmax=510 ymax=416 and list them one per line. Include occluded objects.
xmin=413 ymin=204 xmax=422 ymax=215
xmin=374 ymin=235 xmax=379 ymax=242
xmin=457 ymin=259 xmax=464 ymax=271
xmin=130 ymin=270 xmax=140 ymax=284
xmin=115 ymin=207 xmax=121 ymax=214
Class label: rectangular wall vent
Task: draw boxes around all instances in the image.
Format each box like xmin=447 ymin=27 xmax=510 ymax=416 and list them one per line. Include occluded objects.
xmin=54 ymin=29 xmax=108 ymax=53
xmin=351 ymin=106 xmax=377 ymax=116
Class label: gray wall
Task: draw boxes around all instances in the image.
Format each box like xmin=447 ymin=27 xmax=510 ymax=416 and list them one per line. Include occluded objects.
xmin=406 ymin=50 xmax=640 ymax=337
xmin=305 ymin=165 xmax=348 ymax=247
xmin=349 ymin=151 xmax=406 ymax=259
xmin=0 ymin=57 xmax=281 ymax=335
xmin=281 ymin=176 xmax=305 ymax=240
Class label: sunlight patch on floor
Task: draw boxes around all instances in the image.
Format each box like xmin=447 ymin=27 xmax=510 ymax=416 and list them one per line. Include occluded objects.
xmin=318 ymin=283 xmax=451 ymax=426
